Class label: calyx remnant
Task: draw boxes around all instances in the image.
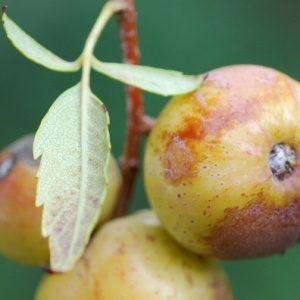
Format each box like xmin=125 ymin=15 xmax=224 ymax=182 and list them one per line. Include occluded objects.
xmin=269 ymin=143 xmax=296 ymax=180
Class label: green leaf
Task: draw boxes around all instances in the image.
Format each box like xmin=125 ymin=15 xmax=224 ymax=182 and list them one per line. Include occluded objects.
xmin=2 ymin=13 xmax=80 ymax=72
xmin=33 ymin=83 xmax=110 ymax=272
xmin=92 ymin=58 xmax=204 ymax=96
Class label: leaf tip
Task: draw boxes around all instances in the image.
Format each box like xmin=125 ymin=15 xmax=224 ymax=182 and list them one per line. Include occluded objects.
xmin=1 ymin=5 xmax=7 ymax=15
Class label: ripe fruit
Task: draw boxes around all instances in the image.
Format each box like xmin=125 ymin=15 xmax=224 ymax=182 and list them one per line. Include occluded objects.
xmin=0 ymin=134 xmax=122 ymax=265
xmin=144 ymin=64 xmax=300 ymax=259
xmin=35 ymin=210 xmax=232 ymax=300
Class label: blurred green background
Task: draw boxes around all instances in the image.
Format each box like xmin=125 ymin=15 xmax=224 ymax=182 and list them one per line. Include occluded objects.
xmin=1 ymin=0 xmax=300 ymax=299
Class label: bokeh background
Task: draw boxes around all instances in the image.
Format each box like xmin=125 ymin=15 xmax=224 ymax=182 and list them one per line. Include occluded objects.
xmin=1 ymin=0 xmax=300 ymax=299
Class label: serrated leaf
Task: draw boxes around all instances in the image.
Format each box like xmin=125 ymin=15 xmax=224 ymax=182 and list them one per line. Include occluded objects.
xmin=2 ymin=13 xmax=80 ymax=72
xmin=33 ymin=83 xmax=110 ymax=272
xmin=92 ymin=58 xmax=204 ymax=96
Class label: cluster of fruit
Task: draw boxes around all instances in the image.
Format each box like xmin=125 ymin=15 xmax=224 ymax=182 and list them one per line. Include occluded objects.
xmin=1 ymin=64 xmax=300 ymax=299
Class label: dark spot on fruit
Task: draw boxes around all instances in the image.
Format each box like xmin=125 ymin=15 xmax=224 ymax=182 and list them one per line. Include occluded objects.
xmin=145 ymin=234 xmax=156 ymax=242
xmin=117 ymin=243 xmax=125 ymax=254
xmin=207 ymin=196 xmax=300 ymax=259
xmin=186 ymin=273 xmax=194 ymax=287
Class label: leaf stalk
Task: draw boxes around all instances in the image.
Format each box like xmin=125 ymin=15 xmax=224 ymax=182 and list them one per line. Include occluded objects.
xmin=81 ymin=0 xmax=125 ymax=89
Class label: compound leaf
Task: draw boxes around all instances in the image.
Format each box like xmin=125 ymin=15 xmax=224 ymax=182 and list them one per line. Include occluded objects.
xmin=92 ymin=58 xmax=204 ymax=96
xmin=33 ymin=83 xmax=110 ymax=272
xmin=2 ymin=13 xmax=80 ymax=72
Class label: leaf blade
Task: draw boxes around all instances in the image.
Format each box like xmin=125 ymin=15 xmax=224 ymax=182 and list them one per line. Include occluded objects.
xmin=33 ymin=83 xmax=110 ymax=272
xmin=92 ymin=59 xmax=204 ymax=96
xmin=2 ymin=13 xmax=80 ymax=72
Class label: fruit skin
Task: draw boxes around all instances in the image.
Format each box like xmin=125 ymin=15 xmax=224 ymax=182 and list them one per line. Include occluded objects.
xmin=35 ymin=210 xmax=232 ymax=300
xmin=0 ymin=134 xmax=47 ymax=264
xmin=0 ymin=134 xmax=122 ymax=265
xmin=144 ymin=64 xmax=300 ymax=259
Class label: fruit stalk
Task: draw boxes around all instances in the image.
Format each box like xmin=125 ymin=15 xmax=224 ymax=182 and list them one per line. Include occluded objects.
xmin=113 ymin=0 xmax=144 ymax=218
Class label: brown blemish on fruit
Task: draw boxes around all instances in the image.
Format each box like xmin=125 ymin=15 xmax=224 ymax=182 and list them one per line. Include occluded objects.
xmin=164 ymin=135 xmax=197 ymax=183
xmin=161 ymin=111 xmax=212 ymax=184
xmin=146 ymin=233 xmax=156 ymax=242
xmin=207 ymin=195 xmax=300 ymax=259
xmin=117 ymin=243 xmax=125 ymax=255
xmin=186 ymin=273 xmax=194 ymax=287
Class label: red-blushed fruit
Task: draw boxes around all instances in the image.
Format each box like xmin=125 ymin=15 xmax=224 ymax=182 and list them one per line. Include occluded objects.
xmin=35 ymin=210 xmax=232 ymax=300
xmin=144 ymin=64 xmax=300 ymax=259
xmin=0 ymin=134 xmax=122 ymax=265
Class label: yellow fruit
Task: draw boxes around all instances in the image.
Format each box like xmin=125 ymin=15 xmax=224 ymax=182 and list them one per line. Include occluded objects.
xmin=0 ymin=133 xmax=122 ymax=265
xmin=35 ymin=210 xmax=232 ymax=300
xmin=144 ymin=65 xmax=300 ymax=259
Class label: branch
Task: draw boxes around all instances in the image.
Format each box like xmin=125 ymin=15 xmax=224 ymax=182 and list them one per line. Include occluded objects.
xmin=113 ymin=0 xmax=144 ymax=218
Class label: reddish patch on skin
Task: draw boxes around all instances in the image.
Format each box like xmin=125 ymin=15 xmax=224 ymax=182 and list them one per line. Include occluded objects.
xmin=193 ymin=93 xmax=233 ymax=139
xmin=176 ymin=114 xmax=205 ymax=142
xmin=207 ymin=196 xmax=300 ymax=259
xmin=192 ymin=65 xmax=299 ymax=141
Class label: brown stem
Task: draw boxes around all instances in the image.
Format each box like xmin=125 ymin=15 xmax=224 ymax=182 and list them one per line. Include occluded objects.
xmin=113 ymin=0 xmax=144 ymax=218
